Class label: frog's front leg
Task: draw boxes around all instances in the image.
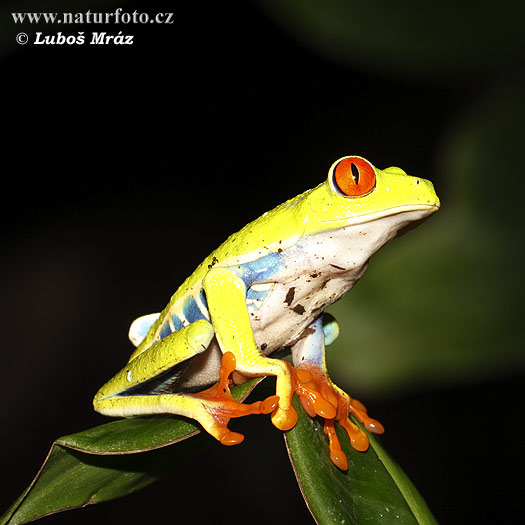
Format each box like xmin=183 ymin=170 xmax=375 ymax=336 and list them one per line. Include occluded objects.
xmin=94 ymin=320 xmax=278 ymax=445
xmin=291 ymin=315 xmax=384 ymax=470
xmin=203 ymin=267 xmax=299 ymax=430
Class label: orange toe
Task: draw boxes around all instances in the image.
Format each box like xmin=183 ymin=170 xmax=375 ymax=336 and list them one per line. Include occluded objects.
xmin=272 ymin=405 xmax=298 ymax=431
xmin=349 ymin=401 xmax=385 ymax=434
xmin=219 ymin=431 xmax=244 ymax=446
xmin=324 ymin=419 xmax=348 ymax=471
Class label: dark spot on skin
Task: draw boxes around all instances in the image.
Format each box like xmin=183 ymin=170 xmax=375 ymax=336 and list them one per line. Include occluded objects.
xmin=261 ymin=343 xmax=268 ymax=351
xmin=278 ymin=248 xmax=283 ymax=253
xmin=330 ymin=263 xmax=345 ymax=270
xmin=284 ymin=287 xmax=295 ymax=306
xmin=208 ymin=256 xmax=219 ymax=269
xmin=223 ymin=388 xmax=227 ymax=393
xmin=321 ymin=280 xmax=329 ymax=290
xmin=310 ymin=273 xmax=318 ymax=278
xmin=293 ymin=304 xmax=306 ymax=315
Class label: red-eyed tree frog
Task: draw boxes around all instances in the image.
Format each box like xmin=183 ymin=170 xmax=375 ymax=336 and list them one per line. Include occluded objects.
xmin=94 ymin=156 xmax=440 ymax=470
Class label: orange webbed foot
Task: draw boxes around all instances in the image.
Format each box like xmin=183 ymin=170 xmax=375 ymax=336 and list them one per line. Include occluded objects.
xmin=190 ymin=352 xmax=279 ymax=445
xmin=292 ymin=364 xmax=384 ymax=470
xmin=292 ymin=367 xmax=338 ymax=419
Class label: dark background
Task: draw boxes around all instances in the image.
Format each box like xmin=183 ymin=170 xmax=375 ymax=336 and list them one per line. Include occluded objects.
xmin=2 ymin=1 xmax=524 ymax=523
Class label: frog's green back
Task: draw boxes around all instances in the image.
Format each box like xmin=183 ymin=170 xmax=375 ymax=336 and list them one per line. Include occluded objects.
xmin=133 ymin=186 xmax=316 ymax=355
xmin=179 ymin=187 xmax=316 ymax=292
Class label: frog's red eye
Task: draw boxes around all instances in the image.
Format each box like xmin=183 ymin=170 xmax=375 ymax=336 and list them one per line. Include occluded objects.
xmin=333 ymin=157 xmax=376 ymax=197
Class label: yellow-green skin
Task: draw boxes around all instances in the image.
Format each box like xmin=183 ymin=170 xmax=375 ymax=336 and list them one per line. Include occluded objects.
xmin=93 ymin=156 xmax=439 ymax=443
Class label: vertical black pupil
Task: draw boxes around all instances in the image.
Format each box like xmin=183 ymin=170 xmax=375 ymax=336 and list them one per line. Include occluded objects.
xmin=351 ymin=163 xmax=360 ymax=185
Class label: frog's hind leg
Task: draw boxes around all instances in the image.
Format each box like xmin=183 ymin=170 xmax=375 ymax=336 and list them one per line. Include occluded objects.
xmin=291 ymin=314 xmax=384 ymax=470
xmin=94 ymin=320 xmax=278 ymax=445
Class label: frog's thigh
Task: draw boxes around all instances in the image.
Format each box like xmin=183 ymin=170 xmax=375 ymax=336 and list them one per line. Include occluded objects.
xmin=94 ymin=319 xmax=214 ymax=404
xmin=203 ymin=267 xmax=296 ymax=430
xmin=93 ymin=320 xmax=214 ymax=426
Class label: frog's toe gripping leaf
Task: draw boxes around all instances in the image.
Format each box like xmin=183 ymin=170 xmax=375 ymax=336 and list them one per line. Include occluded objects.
xmin=291 ymin=365 xmax=384 ymax=470
xmin=190 ymin=352 xmax=279 ymax=445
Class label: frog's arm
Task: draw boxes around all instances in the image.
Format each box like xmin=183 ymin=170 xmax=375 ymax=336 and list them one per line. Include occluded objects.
xmin=202 ymin=267 xmax=299 ymax=429
xmin=93 ymin=320 xmax=278 ymax=445
xmin=291 ymin=314 xmax=384 ymax=470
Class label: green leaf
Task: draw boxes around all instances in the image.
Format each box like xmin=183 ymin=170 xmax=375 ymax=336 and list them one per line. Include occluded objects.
xmin=284 ymin=396 xmax=437 ymax=524
xmin=1 ymin=378 xmax=262 ymax=524
xmin=3 ymin=375 xmax=436 ymax=524
xmin=2 ymin=437 xmax=206 ymax=525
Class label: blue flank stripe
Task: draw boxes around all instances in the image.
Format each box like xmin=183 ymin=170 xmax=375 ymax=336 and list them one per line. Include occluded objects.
xmin=234 ymin=251 xmax=284 ymax=287
xmin=183 ymin=295 xmax=205 ymax=324
xmin=171 ymin=314 xmax=184 ymax=331
xmin=159 ymin=321 xmax=172 ymax=339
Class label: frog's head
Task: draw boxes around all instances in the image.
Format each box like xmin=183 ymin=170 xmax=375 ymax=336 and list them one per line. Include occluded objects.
xmin=304 ymin=155 xmax=440 ymax=238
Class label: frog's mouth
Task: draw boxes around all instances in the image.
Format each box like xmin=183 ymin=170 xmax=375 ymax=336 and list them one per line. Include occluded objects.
xmin=320 ymin=203 xmax=440 ymax=227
